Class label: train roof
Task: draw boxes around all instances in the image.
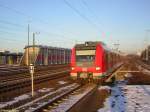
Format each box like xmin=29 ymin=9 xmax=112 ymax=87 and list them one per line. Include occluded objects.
xmin=75 ymin=41 xmax=121 ymax=55
xmin=24 ymin=45 xmax=71 ymax=50
xmin=75 ymin=41 xmax=108 ymax=50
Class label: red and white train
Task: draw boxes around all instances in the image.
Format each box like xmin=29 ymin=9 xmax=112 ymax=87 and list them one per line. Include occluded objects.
xmin=70 ymin=41 xmax=122 ymax=83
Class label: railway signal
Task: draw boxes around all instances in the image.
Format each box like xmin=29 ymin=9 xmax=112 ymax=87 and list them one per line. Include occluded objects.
xmin=29 ymin=64 xmax=35 ymax=97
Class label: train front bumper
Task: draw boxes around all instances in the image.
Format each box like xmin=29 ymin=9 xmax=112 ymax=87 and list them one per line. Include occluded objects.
xmin=70 ymin=72 xmax=105 ymax=79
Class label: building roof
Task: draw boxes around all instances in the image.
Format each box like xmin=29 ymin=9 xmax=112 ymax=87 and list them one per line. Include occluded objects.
xmin=24 ymin=45 xmax=71 ymax=50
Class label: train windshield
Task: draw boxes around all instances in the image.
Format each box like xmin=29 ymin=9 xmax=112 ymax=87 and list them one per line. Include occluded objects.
xmin=76 ymin=50 xmax=95 ymax=67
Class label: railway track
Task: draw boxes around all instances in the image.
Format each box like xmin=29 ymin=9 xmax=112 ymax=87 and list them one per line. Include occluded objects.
xmin=48 ymin=84 xmax=97 ymax=112
xmin=0 ymin=66 xmax=28 ymax=76
xmin=0 ymin=63 xmax=125 ymax=111
xmin=0 ymin=83 xmax=77 ymax=110
xmin=0 ymin=66 xmax=69 ymax=83
xmin=0 ymin=64 xmax=69 ymax=77
xmin=0 ymin=68 xmax=70 ymax=94
xmin=137 ymin=60 xmax=150 ymax=71
xmin=13 ymin=83 xmax=97 ymax=112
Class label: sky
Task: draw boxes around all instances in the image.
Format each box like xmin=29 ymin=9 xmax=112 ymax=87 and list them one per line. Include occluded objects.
xmin=0 ymin=0 xmax=150 ymax=54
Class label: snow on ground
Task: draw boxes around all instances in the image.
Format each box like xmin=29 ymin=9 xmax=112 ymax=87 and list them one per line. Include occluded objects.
xmin=124 ymin=85 xmax=150 ymax=112
xmin=98 ymin=86 xmax=111 ymax=91
xmin=0 ymin=94 xmax=30 ymax=108
xmin=98 ymin=84 xmax=126 ymax=112
xmin=18 ymin=83 xmax=78 ymax=112
xmin=38 ymin=88 xmax=53 ymax=93
xmin=50 ymin=84 xmax=95 ymax=112
xmin=124 ymin=73 xmax=132 ymax=78
xmin=98 ymin=83 xmax=150 ymax=112
xmin=57 ymin=81 xmax=67 ymax=85
xmin=0 ymin=87 xmax=53 ymax=109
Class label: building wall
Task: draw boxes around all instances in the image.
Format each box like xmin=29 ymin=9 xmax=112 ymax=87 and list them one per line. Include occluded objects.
xmin=0 ymin=53 xmax=23 ymax=65
xmin=21 ymin=46 xmax=71 ymax=66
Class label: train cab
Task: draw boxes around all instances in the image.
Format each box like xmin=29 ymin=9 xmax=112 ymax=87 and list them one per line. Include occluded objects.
xmin=70 ymin=41 xmax=122 ymax=83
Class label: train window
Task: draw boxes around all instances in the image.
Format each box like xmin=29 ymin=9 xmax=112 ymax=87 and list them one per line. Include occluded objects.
xmin=76 ymin=55 xmax=95 ymax=67
xmin=76 ymin=55 xmax=95 ymax=62
xmin=76 ymin=50 xmax=95 ymax=55
xmin=75 ymin=50 xmax=95 ymax=66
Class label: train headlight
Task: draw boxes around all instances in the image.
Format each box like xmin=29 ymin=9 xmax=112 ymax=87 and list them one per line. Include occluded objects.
xmin=96 ymin=67 xmax=100 ymax=70
xmin=71 ymin=67 xmax=75 ymax=70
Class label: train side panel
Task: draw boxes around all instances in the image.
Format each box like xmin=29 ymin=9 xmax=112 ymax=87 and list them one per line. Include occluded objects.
xmin=93 ymin=44 xmax=105 ymax=78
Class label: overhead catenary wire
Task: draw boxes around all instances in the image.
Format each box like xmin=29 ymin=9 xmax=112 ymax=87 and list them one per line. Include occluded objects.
xmin=0 ymin=25 xmax=24 ymax=32
xmin=81 ymin=0 xmax=107 ymax=38
xmin=63 ymin=0 xmax=104 ymax=34
xmin=0 ymin=20 xmax=74 ymax=46
xmin=0 ymin=27 xmax=27 ymax=37
xmin=0 ymin=3 xmax=30 ymax=18
xmin=0 ymin=2 xmax=78 ymax=52
xmin=0 ymin=19 xmax=72 ymax=41
xmin=81 ymin=0 xmax=104 ymax=28
xmin=34 ymin=28 xmax=75 ymax=42
xmin=0 ymin=30 xmax=24 ymax=35
xmin=0 ymin=19 xmax=74 ymax=45
xmin=0 ymin=3 xmax=78 ymax=42
xmin=0 ymin=36 xmax=26 ymax=43
xmin=0 ymin=20 xmax=25 ymax=28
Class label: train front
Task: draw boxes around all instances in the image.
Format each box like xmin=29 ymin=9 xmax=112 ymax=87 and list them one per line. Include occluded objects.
xmin=70 ymin=41 xmax=104 ymax=82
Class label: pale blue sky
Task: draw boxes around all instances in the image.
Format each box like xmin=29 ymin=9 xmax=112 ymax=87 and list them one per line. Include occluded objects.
xmin=0 ymin=0 xmax=150 ymax=53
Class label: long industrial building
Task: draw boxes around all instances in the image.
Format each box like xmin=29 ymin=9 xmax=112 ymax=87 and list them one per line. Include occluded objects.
xmin=20 ymin=45 xmax=71 ymax=66
xmin=0 ymin=51 xmax=23 ymax=65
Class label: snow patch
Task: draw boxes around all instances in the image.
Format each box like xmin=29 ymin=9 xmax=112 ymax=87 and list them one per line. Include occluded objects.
xmin=124 ymin=85 xmax=150 ymax=112
xmin=38 ymin=88 xmax=53 ymax=93
xmin=98 ymin=85 xmax=150 ymax=112
xmin=0 ymin=94 xmax=30 ymax=108
xmin=98 ymin=86 xmax=111 ymax=91
xmin=50 ymin=85 xmax=95 ymax=112
xmin=58 ymin=81 xmax=67 ymax=85
xmin=0 ymin=88 xmax=52 ymax=109
xmin=124 ymin=73 xmax=132 ymax=78
xmin=16 ymin=83 xmax=78 ymax=111
xmin=98 ymin=85 xmax=126 ymax=112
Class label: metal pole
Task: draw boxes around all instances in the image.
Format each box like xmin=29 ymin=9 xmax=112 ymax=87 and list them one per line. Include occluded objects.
xmin=28 ymin=24 xmax=30 ymax=66
xmin=31 ymin=72 xmax=34 ymax=97
xmin=146 ymin=47 xmax=149 ymax=61
xmin=64 ymin=50 xmax=65 ymax=64
xmin=33 ymin=33 xmax=35 ymax=65
xmin=114 ymin=40 xmax=120 ymax=52
xmin=30 ymin=64 xmax=34 ymax=97
xmin=145 ymin=30 xmax=150 ymax=61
